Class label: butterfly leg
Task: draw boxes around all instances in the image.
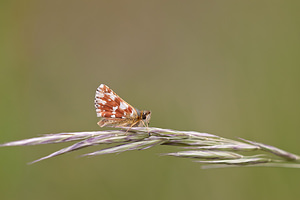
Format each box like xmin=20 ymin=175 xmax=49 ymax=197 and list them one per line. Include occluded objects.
xmin=124 ymin=120 xmax=141 ymax=134
xmin=140 ymin=120 xmax=151 ymax=136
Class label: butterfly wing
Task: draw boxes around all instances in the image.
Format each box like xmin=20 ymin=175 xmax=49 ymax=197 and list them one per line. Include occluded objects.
xmin=94 ymin=84 xmax=138 ymax=120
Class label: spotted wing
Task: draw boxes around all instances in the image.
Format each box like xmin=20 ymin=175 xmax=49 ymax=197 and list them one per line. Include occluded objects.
xmin=94 ymin=84 xmax=138 ymax=119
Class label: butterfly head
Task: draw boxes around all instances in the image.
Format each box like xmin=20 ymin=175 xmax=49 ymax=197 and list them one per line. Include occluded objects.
xmin=141 ymin=110 xmax=151 ymax=125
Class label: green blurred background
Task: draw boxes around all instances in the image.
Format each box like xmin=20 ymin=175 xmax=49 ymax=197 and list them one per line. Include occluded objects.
xmin=1 ymin=1 xmax=300 ymax=200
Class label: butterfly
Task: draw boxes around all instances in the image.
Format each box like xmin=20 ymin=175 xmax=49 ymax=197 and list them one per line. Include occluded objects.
xmin=94 ymin=84 xmax=151 ymax=130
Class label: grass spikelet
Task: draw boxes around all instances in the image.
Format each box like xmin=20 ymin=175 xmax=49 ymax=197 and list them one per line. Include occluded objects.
xmin=1 ymin=127 xmax=300 ymax=169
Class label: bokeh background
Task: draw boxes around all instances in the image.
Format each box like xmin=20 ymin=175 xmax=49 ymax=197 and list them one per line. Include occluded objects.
xmin=1 ymin=1 xmax=300 ymax=200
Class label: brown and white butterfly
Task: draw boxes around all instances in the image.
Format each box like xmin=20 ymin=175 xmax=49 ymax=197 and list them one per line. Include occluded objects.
xmin=94 ymin=84 xmax=151 ymax=130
